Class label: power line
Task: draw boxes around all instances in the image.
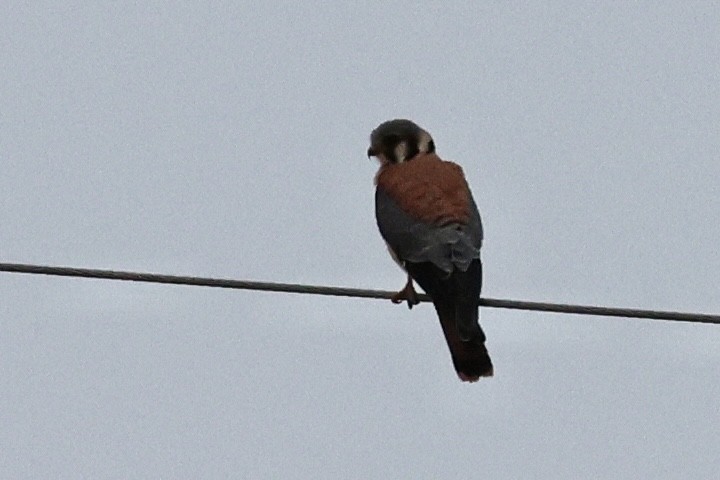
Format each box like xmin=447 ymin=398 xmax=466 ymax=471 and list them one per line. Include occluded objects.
xmin=1 ymin=262 xmax=718 ymax=325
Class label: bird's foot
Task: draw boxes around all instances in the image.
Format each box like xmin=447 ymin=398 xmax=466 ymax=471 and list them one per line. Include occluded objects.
xmin=391 ymin=277 xmax=420 ymax=309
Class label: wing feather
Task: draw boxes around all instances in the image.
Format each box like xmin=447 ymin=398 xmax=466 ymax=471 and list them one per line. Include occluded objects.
xmin=374 ymin=154 xmax=482 ymax=274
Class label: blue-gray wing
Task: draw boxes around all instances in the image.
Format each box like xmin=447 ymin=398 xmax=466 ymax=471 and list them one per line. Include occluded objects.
xmin=375 ymin=187 xmax=483 ymax=275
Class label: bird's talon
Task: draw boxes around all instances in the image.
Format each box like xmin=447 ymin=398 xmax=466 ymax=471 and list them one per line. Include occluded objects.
xmin=391 ymin=280 xmax=420 ymax=309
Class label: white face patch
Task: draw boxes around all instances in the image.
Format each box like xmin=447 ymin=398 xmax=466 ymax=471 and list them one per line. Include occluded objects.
xmin=376 ymin=153 xmax=391 ymax=166
xmin=393 ymin=141 xmax=408 ymax=163
xmin=418 ymin=130 xmax=433 ymax=153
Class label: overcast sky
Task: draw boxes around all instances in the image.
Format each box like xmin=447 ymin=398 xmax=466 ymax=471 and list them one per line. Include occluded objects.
xmin=2 ymin=2 xmax=719 ymax=478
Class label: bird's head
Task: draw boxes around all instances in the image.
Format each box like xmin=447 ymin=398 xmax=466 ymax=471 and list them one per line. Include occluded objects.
xmin=367 ymin=119 xmax=435 ymax=164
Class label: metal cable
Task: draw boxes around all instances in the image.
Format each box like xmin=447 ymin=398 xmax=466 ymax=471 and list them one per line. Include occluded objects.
xmin=1 ymin=262 xmax=718 ymax=325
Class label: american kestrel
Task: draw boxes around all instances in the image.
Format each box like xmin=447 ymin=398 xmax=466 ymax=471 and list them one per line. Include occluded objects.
xmin=367 ymin=119 xmax=493 ymax=381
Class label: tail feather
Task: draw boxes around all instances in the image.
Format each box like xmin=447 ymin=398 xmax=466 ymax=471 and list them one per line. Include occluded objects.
xmin=451 ymin=259 xmax=485 ymax=342
xmin=406 ymin=259 xmax=493 ymax=382
xmin=434 ymin=299 xmax=493 ymax=382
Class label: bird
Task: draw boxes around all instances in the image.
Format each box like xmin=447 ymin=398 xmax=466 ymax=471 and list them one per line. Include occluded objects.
xmin=367 ymin=119 xmax=493 ymax=381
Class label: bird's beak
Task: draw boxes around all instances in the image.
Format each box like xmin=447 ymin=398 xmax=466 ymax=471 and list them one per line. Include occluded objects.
xmin=367 ymin=147 xmax=376 ymax=158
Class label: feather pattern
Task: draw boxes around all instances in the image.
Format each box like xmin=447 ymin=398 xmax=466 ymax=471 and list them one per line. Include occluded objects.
xmin=370 ymin=125 xmax=493 ymax=381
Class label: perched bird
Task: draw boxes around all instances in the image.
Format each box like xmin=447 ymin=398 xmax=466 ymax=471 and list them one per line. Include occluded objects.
xmin=367 ymin=119 xmax=493 ymax=381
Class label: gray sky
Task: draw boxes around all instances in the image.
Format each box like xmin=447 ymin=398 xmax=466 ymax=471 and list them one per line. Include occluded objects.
xmin=2 ymin=2 xmax=719 ymax=478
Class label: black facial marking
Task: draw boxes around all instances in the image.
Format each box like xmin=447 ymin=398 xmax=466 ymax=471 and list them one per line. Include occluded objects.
xmin=404 ymin=140 xmax=420 ymax=160
xmin=382 ymin=134 xmax=401 ymax=162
